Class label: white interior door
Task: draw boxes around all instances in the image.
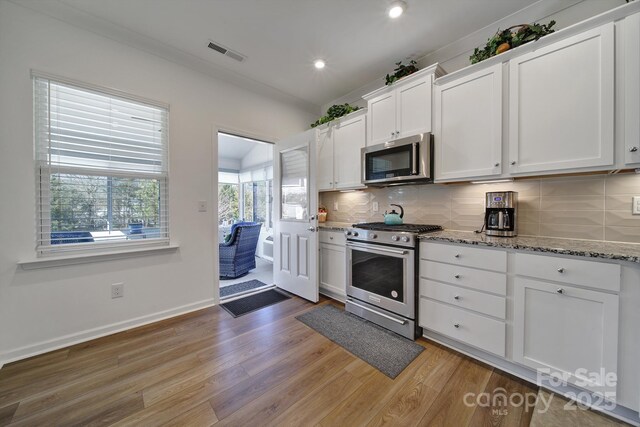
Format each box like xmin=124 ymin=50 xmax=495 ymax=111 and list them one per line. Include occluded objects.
xmin=273 ymin=129 xmax=319 ymax=302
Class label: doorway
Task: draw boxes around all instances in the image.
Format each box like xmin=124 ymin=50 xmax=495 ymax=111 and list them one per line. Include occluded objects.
xmin=217 ymin=131 xmax=275 ymax=300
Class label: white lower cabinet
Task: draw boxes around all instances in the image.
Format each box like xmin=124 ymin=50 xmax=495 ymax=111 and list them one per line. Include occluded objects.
xmin=420 ymin=298 xmax=506 ymax=357
xmin=319 ymin=230 xmax=346 ymax=300
xmin=419 ymin=241 xmax=625 ymax=403
xmin=513 ymin=277 xmax=619 ymax=396
xmin=419 ymin=241 xmax=507 ymax=357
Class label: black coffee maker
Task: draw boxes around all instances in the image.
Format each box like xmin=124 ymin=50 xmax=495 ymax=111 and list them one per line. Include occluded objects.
xmin=485 ymin=192 xmax=518 ymax=237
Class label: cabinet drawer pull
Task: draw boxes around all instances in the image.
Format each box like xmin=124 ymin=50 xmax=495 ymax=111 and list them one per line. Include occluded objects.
xmin=630 ymin=146 xmax=639 ymax=152
xmin=556 ymin=288 xmax=565 ymax=294
xmin=510 ymin=161 xmax=517 ymax=165
xmin=454 ymin=323 xmax=460 ymax=328
xmin=454 ymin=253 xmax=460 ymax=258
xmin=494 ymin=163 xmax=500 ymax=167
xmin=454 ymin=274 xmax=461 ymax=279
xmin=454 ymin=295 xmax=460 ymax=300
xmin=557 ymin=267 xmax=565 ymax=273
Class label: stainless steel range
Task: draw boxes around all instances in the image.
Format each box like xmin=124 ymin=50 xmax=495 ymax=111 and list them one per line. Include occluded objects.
xmin=344 ymin=222 xmax=442 ymax=340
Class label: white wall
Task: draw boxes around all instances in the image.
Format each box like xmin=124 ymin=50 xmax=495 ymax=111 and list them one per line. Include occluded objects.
xmin=0 ymin=1 xmax=315 ymax=363
xmin=324 ymin=0 xmax=625 ymax=110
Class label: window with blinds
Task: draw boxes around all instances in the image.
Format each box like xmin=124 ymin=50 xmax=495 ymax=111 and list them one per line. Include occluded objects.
xmin=33 ymin=74 xmax=170 ymax=254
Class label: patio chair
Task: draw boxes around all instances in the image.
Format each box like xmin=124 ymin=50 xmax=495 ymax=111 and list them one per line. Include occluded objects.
xmin=219 ymin=222 xmax=262 ymax=279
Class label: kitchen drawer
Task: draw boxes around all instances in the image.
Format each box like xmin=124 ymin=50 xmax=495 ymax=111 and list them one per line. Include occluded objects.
xmin=319 ymin=230 xmax=346 ymax=246
xmin=420 ymin=279 xmax=506 ymax=319
xmin=420 ymin=242 xmax=507 ymax=272
xmin=420 ymin=298 xmax=506 ymax=357
xmin=514 ymin=253 xmax=621 ymax=292
xmin=420 ymin=260 xmax=506 ymax=295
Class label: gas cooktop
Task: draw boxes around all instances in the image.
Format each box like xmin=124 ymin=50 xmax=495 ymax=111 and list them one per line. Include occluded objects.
xmin=352 ymin=222 xmax=443 ymax=234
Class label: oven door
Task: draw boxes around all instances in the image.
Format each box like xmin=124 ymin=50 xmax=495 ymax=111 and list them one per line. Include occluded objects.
xmin=346 ymin=241 xmax=415 ymax=319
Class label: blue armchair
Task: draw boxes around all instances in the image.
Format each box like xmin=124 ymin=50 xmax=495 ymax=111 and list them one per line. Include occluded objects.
xmin=219 ymin=222 xmax=262 ymax=279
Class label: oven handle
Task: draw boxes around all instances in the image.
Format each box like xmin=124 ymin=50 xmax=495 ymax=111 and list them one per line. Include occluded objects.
xmin=346 ymin=242 xmax=409 ymax=255
xmin=348 ymin=299 xmax=408 ymax=325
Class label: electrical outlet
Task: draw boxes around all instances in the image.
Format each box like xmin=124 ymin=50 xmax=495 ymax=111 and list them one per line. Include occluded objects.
xmin=372 ymin=201 xmax=379 ymax=212
xmin=198 ymin=200 xmax=207 ymax=212
xmin=333 ymin=202 xmax=339 ymax=211
xmin=111 ymin=283 xmax=124 ymax=299
xmin=633 ymin=196 xmax=640 ymax=215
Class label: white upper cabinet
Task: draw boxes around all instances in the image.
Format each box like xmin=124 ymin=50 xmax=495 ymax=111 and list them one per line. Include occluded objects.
xmin=508 ymin=22 xmax=615 ymax=174
xmin=624 ymin=13 xmax=640 ymax=165
xmin=333 ymin=112 xmax=366 ymax=189
xmin=316 ymin=110 xmax=367 ymax=191
xmin=316 ymin=127 xmax=334 ymax=191
xmin=368 ymin=92 xmax=397 ymax=146
xmin=364 ymin=65 xmax=445 ymax=146
xmin=434 ymin=63 xmax=503 ymax=182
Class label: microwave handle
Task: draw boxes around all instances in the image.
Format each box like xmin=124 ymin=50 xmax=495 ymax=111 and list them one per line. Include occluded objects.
xmin=411 ymin=142 xmax=418 ymax=175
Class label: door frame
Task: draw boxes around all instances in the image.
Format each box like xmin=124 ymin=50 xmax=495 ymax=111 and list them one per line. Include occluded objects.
xmin=211 ymin=124 xmax=277 ymax=305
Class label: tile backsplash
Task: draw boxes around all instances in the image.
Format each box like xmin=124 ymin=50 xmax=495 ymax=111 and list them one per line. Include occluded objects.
xmin=319 ymin=173 xmax=640 ymax=244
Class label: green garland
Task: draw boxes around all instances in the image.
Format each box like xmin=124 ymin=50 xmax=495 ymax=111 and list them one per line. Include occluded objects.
xmin=385 ymin=60 xmax=419 ymax=86
xmin=310 ymin=103 xmax=360 ymax=128
xmin=470 ymin=20 xmax=556 ymax=64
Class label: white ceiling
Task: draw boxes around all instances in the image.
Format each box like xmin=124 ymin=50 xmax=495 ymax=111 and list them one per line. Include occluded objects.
xmin=17 ymin=0 xmax=539 ymax=110
xmin=218 ymin=133 xmax=262 ymax=160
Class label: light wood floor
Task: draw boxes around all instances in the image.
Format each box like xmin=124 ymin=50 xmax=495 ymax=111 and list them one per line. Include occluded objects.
xmin=0 ymin=296 xmax=538 ymax=426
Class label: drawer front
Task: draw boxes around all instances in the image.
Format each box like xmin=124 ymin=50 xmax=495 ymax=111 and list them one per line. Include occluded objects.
xmin=420 ymin=260 xmax=506 ymax=295
xmin=420 ymin=279 xmax=506 ymax=319
xmin=319 ymin=230 xmax=346 ymax=246
xmin=515 ymin=253 xmax=621 ymax=292
xmin=420 ymin=298 xmax=506 ymax=357
xmin=420 ymin=241 xmax=507 ymax=272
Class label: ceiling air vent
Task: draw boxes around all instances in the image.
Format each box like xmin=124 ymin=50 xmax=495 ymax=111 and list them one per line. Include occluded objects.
xmin=207 ymin=40 xmax=246 ymax=62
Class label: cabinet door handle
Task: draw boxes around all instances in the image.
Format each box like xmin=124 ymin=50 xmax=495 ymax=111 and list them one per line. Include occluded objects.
xmin=494 ymin=162 xmax=500 ymax=167
xmin=454 ymin=295 xmax=460 ymax=300
xmin=557 ymin=267 xmax=565 ymax=273
xmin=454 ymin=274 xmax=461 ymax=279
xmin=510 ymin=161 xmax=517 ymax=165
xmin=556 ymin=288 xmax=565 ymax=294
xmin=454 ymin=253 xmax=460 ymax=258
xmin=630 ymin=147 xmax=639 ymax=152
xmin=454 ymin=323 xmax=460 ymax=328
xmin=391 ymin=132 xmax=395 ymax=137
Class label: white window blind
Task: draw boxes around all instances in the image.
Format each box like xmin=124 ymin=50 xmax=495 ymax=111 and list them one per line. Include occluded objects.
xmin=33 ymin=74 xmax=170 ymax=254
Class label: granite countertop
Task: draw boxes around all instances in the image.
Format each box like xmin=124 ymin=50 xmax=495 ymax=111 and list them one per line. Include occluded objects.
xmin=318 ymin=221 xmax=352 ymax=231
xmin=419 ymin=230 xmax=640 ymax=264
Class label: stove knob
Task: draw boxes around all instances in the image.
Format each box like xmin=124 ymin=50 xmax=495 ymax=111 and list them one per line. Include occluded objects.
xmin=370 ymin=233 xmax=377 ymax=239
xmin=353 ymin=232 xmax=359 ymax=237
xmin=391 ymin=235 xmax=399 ymax=241
xmin=345 ymin=231 xmax=352 ymax=236
xmin=401 ymin=236 xmax=410 ymax=243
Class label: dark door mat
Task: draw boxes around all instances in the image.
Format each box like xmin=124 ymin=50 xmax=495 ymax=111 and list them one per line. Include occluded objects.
xmin=220 ymin=279 xmax=269 ymax=298
xmin=296 ymin=304 xmax=424 ymax=379
xmin=221 ymin=289 xmax=291 ymax=317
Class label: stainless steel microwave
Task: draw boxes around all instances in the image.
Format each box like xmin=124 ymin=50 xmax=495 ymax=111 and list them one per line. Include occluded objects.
xmin=361 ymin=133 xmax=433 ymax=186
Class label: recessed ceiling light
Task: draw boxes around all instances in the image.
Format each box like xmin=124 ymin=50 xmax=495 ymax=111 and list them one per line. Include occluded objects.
xmin=314 ymin=59 xmax=326 ymax=69
xmin=388 ymin=1 xmax=406 ymax=18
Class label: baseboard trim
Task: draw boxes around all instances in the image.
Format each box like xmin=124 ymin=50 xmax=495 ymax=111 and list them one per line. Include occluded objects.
xmin=0 ymin=298 xmax=216 ymax=366
xmin=319 ymin=286 xmax=346 ymax=303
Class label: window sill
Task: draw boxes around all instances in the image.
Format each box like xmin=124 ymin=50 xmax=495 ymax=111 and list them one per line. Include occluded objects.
xmin=18 ymin=243 xmax=180 ymax=270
